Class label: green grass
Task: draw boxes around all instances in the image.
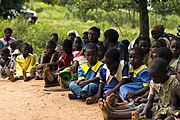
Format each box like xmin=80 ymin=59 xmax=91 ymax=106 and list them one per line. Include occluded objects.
xmin=0 ymin=2 xmax=179 ymax=56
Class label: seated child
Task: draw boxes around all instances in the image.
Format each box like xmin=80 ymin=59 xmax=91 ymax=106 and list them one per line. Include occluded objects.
xmin=137 ymin=37 xmax=151 ymax=66
xmin=50 ymin=33 xmax=63 ymax=54
xmin=85 ymin=48 xmax=128 ymax=104
xmin=10 ymin=42 xmax=36 ymax=82
xmin=43 ymin=39 xmax=74 ymax=87
xmin=68 ymin=43 xmax=103 ymax=99
xmin=11 ymin=40 xmax=23 ymax=61
xmin=120 ymin=47 xmax=151 ymax=101
xmin=169 ymin=36 xmax=180 ymax=71
xmin=72 ymin=36 xmax=83 ymax=58
xmin=29 ymin=44 xmax=39 ymax=65
xmin=98 ymin=58 xmax=179 ymax=120
xmin=97 ymin=42 xmax=106 ymax=61
xmin=36 ymin=40 xmax=59 ymax=79
xmin=170 ymin=61 xmax=180 ymax=119
xmin=0 ymin=48 xmax=15 ymax=80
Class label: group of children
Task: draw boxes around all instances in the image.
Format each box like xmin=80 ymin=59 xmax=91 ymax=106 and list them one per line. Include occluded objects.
xmin=0 ymin=25 xmax=180 ymax=120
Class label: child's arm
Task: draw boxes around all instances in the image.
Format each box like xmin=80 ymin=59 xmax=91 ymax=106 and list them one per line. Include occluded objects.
xmin=171 ymin=86 xmax=178 ymax=111
xmin=78 ymin=77 xmax=100 ymax=87
xmin=139 ymin=86 xmax=155 ymax=117
xmin=50 ymin=52 xmax=59 ymax=63
xmin=126 ymin=86 xmax=149 ymax=99
xmin=140 ymin=94 xmax=154 ymax=117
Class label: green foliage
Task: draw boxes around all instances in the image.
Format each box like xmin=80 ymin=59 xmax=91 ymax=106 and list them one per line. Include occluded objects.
xmin=0 ymin=1 xmax=179 ymax=56
xmin=0 ymin=0 xmax=26 ymax=18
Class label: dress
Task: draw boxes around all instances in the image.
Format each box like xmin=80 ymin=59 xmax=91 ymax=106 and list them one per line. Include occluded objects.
xmin=120 ymin=64 xmax=151 ymax=99
xmin=16 ymin=53 xmax=36 ymax=77
xmin=150 ymin=75 xmax=179 ymax=115
xmin=69 ymin=61 xmax=104 ymax=98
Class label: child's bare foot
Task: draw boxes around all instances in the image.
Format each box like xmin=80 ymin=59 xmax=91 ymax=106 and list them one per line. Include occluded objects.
xmin=131 ymin=111 xmax=140 ymax=120
xmin=8 ymin=71 xmax=16 ymax=82
xmin=85 ymin=96 xmax=99 ymax=105
xmin=98 ymin=98 xmax=111 ymax=120
xmin=106 ymin=93 xmax=117 ymax=107
xmin=57 ymin=76 xmax=69 ymax=89
xmin=139 ymin=115 xmax=147 ymax=120
xmin=43 ymin=65 xmax=54 ymax=82
xmin=68 ymin=93 xmax=78 ymax=100
xmin=104 ymin=100 xmax=115 ymax=112
xmin=23 ymin=71 xmax=28 ymax=81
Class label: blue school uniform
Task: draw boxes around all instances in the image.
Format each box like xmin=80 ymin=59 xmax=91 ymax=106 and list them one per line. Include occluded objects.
xmin=120 ymin=64 xmax=150 ymax=99
xmin=69 ymin=61 xmax=103 ymax=98
xmin=100 ymin=60 xmax=128 ymax=96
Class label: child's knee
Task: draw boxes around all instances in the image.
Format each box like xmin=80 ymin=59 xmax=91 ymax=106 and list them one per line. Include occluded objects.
xmin=69 ymin=81 xmax=78 ymax=90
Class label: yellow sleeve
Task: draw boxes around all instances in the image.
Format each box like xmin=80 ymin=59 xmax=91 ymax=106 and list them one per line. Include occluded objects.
xmin=26 ymin=55 xmax=36 ymax=73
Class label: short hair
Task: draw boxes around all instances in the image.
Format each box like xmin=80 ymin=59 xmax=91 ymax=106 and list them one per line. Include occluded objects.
xmin=149 ymin=58 xmax=168 ymax=73
xmin=137 ymin=36 xmax=151 ymax=46
xmin=157 ymin=38 xmax=167 ymax=47
xmin=130 ymin=47 xmax=144 ymax=58
xmin=121 ymin=39 xmax=130 ymax=49
xmin=154 ymin=47 xmax=172 ymax=64
xmin=170 ymin=36 xmax=180 ymax=44
xmin=50 ymin=33 xmax=58 ymax=38
xmin=4 ymin=27 xmax=13 ymax=34
xmin=104 ymin=29 xmax=119 ymax=44
xmin=96 ymin=42 xmax=104 ymax=48
xmin=85 ymin=43 xmax=98 ymax=52
xmin=0 ymin=48 xmax=10 ymax=55
xmin=20 ymin=42 xmax=30 ymax=52
xmin=83 ymin=31 xmax=88 ymax=36
xmin=89 ymin=26 xmax=100 ymax=38
xmin=46 ymin=40 xmax=56 ymax=49
xmin=105 ymin=48 xmax=120 ymax=62
xmin=63 ymin=39 xmax=72 ymax=50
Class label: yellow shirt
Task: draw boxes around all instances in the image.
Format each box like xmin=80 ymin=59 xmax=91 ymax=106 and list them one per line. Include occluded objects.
xmin=16 ymin=53 xmax=36 ymax=77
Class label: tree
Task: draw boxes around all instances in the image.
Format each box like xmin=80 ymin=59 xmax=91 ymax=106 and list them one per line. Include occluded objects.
xmin=0 ymin=0 xmax=26 ymax=19
xmin=138 ymin=0 xmax=149 ymax=38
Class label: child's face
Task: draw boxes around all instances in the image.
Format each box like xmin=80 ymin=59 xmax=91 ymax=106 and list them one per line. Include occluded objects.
xmin=21 ymin=45 xmax=29 ymax=57
xmin=0 ymin=53 xmax=9 ymax=60
xmin=151 ymin=41 xmax=161 ymax=53
xmin=151 ymin=30 xmax=162 ymax=39
xmin=82 ymin=34 xmax=89 ymax=44
xmin=5 ymin=30 xmax=12 ymax=39
xmin=85 ymin=48 xmax=97 ymax=65
xmin=46 ymin=44 xmax=54 ymax=54
xmin=88 ymin=30 xmax=99 ymax=43
xmin=176 ymin=63 xmax=180 ymax=82
xmin=50 ymin=36 xmax=58 ymax=43
xmin=68 ymin=33 xmax=76 ymax=42
xmin=73 ymin=38 xmax=82 ymax=50
xmin=104 ymin=56 xmax=118 ymax=71
xmin=97 ymin=45 xmax=105 ymax=60
xmin=170 ymin=40 xmax=180 ymax=58
xmin=129 ymin=50 xmax=142 ymax=68
xmin=149 ymin=69 xmax=164 ymax=83
xmin=138 ymin=40 xmax=150 ymax=55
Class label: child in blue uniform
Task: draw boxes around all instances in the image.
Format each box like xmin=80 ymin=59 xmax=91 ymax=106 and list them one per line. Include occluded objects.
xmin=68 ymin=43 xmax=103 ymax=99
xmin=120 ymin=47 xmax=151 ymax=101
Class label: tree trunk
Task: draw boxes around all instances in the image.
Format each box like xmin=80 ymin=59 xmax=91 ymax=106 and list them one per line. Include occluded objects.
xmin=139 ymin=0 xmax=149 ymax=38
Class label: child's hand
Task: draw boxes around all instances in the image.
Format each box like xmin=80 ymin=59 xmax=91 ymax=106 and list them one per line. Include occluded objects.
xmin=105 ymin=90 xmax=113 ymax=97
xmin=79 ymin=81 xmax=88 ymax=87
xmin=173 ymin=110 xmax=180 ymax=118
xmin=126 ymin=92 xmax=136 ymax=99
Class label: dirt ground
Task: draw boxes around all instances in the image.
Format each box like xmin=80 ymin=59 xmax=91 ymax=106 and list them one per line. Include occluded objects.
xmin=0 ymin=79 xmax=103 ymax=120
